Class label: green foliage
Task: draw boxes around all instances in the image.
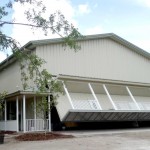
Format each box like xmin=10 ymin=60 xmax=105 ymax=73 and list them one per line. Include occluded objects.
xmin=0 ymin=0 xmax=82 ymax=131
xmin=15 ymin=49 xmax=64 ymax=97
xmin=0 ymin=0 xmax=82 ymax=91
xmin=0 ymin=1 xmax=82 ymax=52
xmin=0 ymin=91 xmax=7 ymax=110
xmin=0 ymin=32 xmax=19 ymax=52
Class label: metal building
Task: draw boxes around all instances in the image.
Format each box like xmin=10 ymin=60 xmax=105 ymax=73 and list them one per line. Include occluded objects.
xmin=0 ymin=33 xmax=150 ymax=132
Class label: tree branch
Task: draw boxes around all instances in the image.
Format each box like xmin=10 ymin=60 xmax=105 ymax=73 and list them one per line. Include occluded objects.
xmin=0 ymin=20 xmax=43 ymax=28
xmin=0 ymin=20 xmax=65 ymax=38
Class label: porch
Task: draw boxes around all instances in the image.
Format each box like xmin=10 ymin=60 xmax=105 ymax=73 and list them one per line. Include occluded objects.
xmin=0 ymin=92 xmax=51 ymax=133
xmin=1 ymin=79 xmax=150 ymax=131
xmin=56 ymin=80 xmax=150 ymax=123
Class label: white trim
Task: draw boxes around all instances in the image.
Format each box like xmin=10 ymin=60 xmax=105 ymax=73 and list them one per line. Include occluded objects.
xmin=4 ymin=100 xmax=7 ymax=131
xmin=58 ymin=75 xmax=150 ymax=87
xmin=16 ymin=96 xmax=19 ymax=132
xmin=21 ymin=100 xmax=23 ymax=131
xmin=34 ymin=96 xmax=36 ymax=131
xmin=103 ymin=84 xmax=117 ymax=110
xmin=48 ymin=95 xmax=51 ymax=132
xmin=23 ymin=95 xmax=26 ymax=133
xmin=126 ymin=86 xmax=141 ymax=110
xmin=88 ymin=83 xmax=102 ymax=110
xmin=63 ymin=82 xmax=74 ymax=109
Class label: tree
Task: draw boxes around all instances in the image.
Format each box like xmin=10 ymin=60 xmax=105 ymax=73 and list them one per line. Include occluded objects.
xmin=0 ymin=0 xmax=82 ymax=52
xmin=0 ymin=0 xmax=82 ymax=131
xmin=35 ymin=95 xmax=55 ymax=133
xmin=0 ymin=91 xmax=7 ymax=123
xmin=0 ymin=91 xmax=7 ymax=111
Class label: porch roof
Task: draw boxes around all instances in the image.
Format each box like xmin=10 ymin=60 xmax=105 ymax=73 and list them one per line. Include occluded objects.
xmin=5 ymin=90 xmax=50 ymax=99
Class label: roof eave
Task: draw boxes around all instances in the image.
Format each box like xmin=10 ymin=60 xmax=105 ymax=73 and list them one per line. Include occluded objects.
xmin=0 ymin=33 xmax=149 ymax=71
xmin=109 ymin=33 xmax=150 ymax=59
xmin=58 ymin=74 xmax=150 ymax=87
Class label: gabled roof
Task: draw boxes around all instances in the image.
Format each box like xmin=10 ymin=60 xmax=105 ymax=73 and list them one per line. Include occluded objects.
xmin=22 ymin=33 xmax=150 ymax=59
xmin=0 ymin=33 xmax=150 ymax=71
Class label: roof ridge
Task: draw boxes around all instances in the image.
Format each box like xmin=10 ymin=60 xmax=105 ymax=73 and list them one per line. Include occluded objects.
xmin=0 ymin=33 xmax=149 ymax=70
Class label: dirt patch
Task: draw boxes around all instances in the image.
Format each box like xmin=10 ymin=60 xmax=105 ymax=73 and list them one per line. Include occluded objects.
xmin=15 ymin=132 xmax=74 ymax=141
xmin=1 ymin=131 xmax=16 ymax=134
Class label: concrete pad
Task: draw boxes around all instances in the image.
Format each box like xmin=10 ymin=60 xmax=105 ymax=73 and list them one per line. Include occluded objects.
xmin=1 ymin=128 xmax=150 ymax=150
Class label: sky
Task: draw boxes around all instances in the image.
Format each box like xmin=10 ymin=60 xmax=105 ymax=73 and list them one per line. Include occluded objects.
xmin=1 ymin=0 xmax=150 ymax=61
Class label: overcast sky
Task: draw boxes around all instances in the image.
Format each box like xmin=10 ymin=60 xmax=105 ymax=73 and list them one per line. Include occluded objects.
xmin=1 ymin=0 xmax=150 ymax=61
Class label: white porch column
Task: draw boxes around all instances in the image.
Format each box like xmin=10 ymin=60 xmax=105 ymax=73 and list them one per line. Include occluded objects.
xmin=103 ymin=84 xmax=117 ymax=110
xmin=4 ymin=100 xmax=7 ymax=131
xmin=126 ymin=86 xmax=141 ymax=110
xmin=23 ymin=95 xmax=26 ymax=133
xmin=16 ymin=96 xmax=19 ymax=132
xmin=48 ymin=95 xmax=51 ymax=132
xmin=34 ymin=96 xmax=36 ymax=131
xmin=63 ymin=82 xmax=74 ymax=109
xmin=88 ymin=83 xmax=102 ymax=110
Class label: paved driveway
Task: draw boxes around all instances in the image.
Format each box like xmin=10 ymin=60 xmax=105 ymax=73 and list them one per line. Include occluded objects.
xmin=1 ymin=128 xmax=150 ymax=150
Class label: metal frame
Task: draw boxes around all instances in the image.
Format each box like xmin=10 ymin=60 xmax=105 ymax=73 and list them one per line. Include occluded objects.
xmin=4 ymin=100 xmax=7 ymax=131
xmin=63 ymin=109 xmax=150 ymax=122
xmin=23 ymin=95 xmax=26 ymax=133
xmin=126 ymin=86 xmax=141 ymax=110
xmin=48 ymin=95 xmax=51 ymax=132
xmin=61 ymin=80 xmax=150 ymax=123
xmin=88 ymin=83 xmax=102 ymax=110
xmin=63 ymin=82 xmax=74 ymax=109
xmin=16 ymin=96 xmax=19 ymax=132
xmin=34 ymin=96 xmax=36 ymax=131
xmin=103 ymin=84 xmax=117 ymax=110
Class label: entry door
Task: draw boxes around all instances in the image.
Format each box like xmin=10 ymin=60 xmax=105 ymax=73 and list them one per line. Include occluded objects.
xmin=19 ymin=100 xmax=23 ymax=131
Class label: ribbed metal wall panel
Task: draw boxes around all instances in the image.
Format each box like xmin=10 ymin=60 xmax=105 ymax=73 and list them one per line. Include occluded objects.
xmin=96 ymin=94 xmax=113 ymax=110
xmin=0 ymin=62 xmax=22 ymax=94
xmin=56 ymin=94 xmax=72 ymax=120
xmin=36 ymin=38 xmax=150 ymax=83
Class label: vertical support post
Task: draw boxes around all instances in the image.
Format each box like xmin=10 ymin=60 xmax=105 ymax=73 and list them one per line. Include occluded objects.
xmin=48 ymin=95 xmax=51 ymax=132
xmin=88 ymin=83 xmax=102 ymax=110
xmin=4 ymin=100 xmax=7 ymax=131
xmin=103 ymin=84 xmax=117 ymax=110
xmin=20 ymin=100 xmax=23 ymax=131
xmin=126 ymin=86 xmax=141 ymax=110
xmin=63 ymin=82 xmax=74 ymax=109
xmin=34 ymin=96 xmax=36 ymax=131
xmin=23 ymin=95 xmax=26 ymax=133
xmin=16 ymin=96 xmax=19 ymax=132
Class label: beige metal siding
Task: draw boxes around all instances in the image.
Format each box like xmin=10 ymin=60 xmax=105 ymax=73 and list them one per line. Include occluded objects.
xmin=26 ymin=98 xmax=34 ymax=119
xmin=96 ymin=94 xmax=113 ymax=110
xmin=0 ymin=62 xmax=23 ymax=94
xmin=135 ymin=96 xmax=150 ymax=109
xmin=70 ymin=93 xmax=94 ymax=101
xmin=36 ymin=38 xmax=150 ymax=84
xmin=56 ymin=94 xmax=72 ymax=120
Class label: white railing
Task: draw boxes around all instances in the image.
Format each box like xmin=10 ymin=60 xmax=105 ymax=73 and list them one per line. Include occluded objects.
xmin=115 ymin=101 xmax=137 ymax=110
xmin=73 ymin=99 xmax=100 ymax=110
xmin=73 ymin=100 xmax=150 ymax=111
xmin=138 ymin=102 xmax=150 ymax=110
xmin=26 ymin=119 xmax=49 ymax=132
xmin=0 ymin=120 xmax=17 ymax=131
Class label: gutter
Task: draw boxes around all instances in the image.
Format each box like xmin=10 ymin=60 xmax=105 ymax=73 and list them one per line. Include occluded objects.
xmin=58 ymin=74 xmax=150 ymax=87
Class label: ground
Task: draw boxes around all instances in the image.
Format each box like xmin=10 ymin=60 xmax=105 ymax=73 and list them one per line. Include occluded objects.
xmin=15 ymin=132 xmax=73 ymax=141
xmin=1 ymin=128 xmax=150 ymax=150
